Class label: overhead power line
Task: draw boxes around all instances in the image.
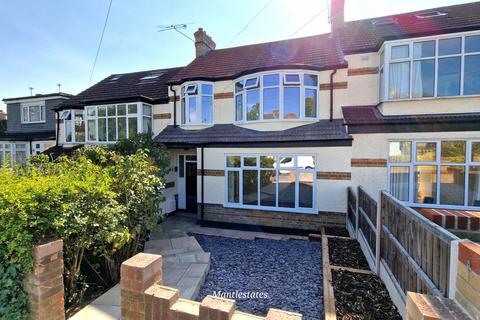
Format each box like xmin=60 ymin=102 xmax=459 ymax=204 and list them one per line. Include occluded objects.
xmin=88 ymin=0 xmax=113 ymax=86
xmin=226 ymin=0 xmax=274 ymax=46
xmin=290 ymin=6 xmax=328 ymax=38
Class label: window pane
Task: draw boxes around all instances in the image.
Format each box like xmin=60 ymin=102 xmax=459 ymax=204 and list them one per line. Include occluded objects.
xmin=379 ymin=67 xmax=385 ymax=101
xmin=98 ymin=118 xmax=107 ymax=141
xmin=65 ymin=120 xmax=73 ymax=142
xmin=142 ymin=116 xmax=152 ymax=133
xmin=280 ymin=156 xmax=294 ymax=167
xmin=107 ymin=118 xmax=116 ymax=141
xmin=305 ymin=88 xmax=317 ymax=118
xmin=438 ymin=37 xmax=461 ymax=55
xmin=235 ymin=81 xmax=244 ymax=93
xmin=414 ymin=165 xmax=437 ymax=204
xmin=98 ymin=106 xmax=106 ymax=117
xmin=391 ymin=45 xmax=409 ymax=59
xmin=441 ymin=141 xmax=466 ymax=163
xmin=235 ymin=94 xmax=243 ymax=121
xmin=118 ymin=117 xmax=127 ymax=139
xmin=128 ymin=104 xmax=137 ymax=114
xmin=278 ymin=170 xmax=295 ymax=208
xmin=243 ymin=170 xmax=258 ymax=205
xmin=412 ymin=59 xmax=435 ymax=98
xmin=389 ymin=62 xmax=410 ymax=99
xmin=128 ymin=117 xmax=137 ymax=137
xmin=263 ymin=87 xmax=280 ymax=119
xmin=107 ymin=105 xmax=116 ymax=116
xmin=299 ymin=172 xmax=314 ymax=208
xmin=228 ymin=171 xmax=240 ymax=203
xmin=472 ymin=142 xmax=480 ymax=162
xmin=22 ymin=106 xmax=28 ymax=122
xmin=143 ymin=104 xmax=152 ymax=116
xmin=465 ymin=35 xmax=480 ymax=53
xmin=188 ymin=96 xmax=197 ymax=123
xmin=468 ymin=166 xmax=480 ymax=206
xmin=284 ymin=87 xmax=300 ymax=119
xmin=243 ymin=157 xmax=257 ymax=167
xmin=87 ymin=107 xmax=96 ymax=117
xmin=298 ymin=156 xmax=315 ymax=169
xmin=260 ymin=156 xmax=275 ymax=168
xmin=260 ymin=170 xmax=276 ymax=206
xmin=117 ymin=104 xmax=126 ymax=116
xmin=304 ymin=74 xmax=318 ymax=86
xmin=201 ymin=96 xmax=212 ymax=123
xmin=416 ymin=142 xmax=436 ymax=162
xmin=440 ymin=165 xmax=465 ymax=205
xmin=246 ymin=89 xmax=260 ymax=121
xmin=88 ymin=119 xmax=96 ymax=141
xmin=181 ymin=98 xmax=186 ymax=124
xmin=284 ymin=74 xmax=300 ymax=83
xmin=226 ymin=156 xmax=240 ymax=167
xmin=390 ymin=166 xmax=410 ymax=201
xmin=29 ymin=106 xmax=41 ymax=122
xmin=413 ymin=41 xmax=435 ymax=58
xmin=74 ymin=111 xmax=85 ymax=142
xmin=463 ymin=55 xmax=480 ymax=95
xmin=201 ymin=84 xmax=213 ymax=95
xmin=389 ymin=141 xmax=411 ymax=162
xmin=245 ymin=78 xmax=258 ymax=88
xmin=263 ymin=74 xmax=279 ymax=86
xmin=438 ymin=57 xmax=461 ymax=96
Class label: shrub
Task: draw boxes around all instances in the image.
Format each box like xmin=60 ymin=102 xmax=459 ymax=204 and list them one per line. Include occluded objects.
xmin=0 ymin=263 xmax=27 ymax=320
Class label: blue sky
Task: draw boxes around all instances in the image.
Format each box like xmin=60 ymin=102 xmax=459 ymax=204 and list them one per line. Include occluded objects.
xmin=0 ymin=0 xmax=471 ymax=111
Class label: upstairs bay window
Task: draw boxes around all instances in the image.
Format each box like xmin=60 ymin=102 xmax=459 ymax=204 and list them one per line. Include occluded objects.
xmin=381 ymin=32 xmax=480 ymax=100
xmin=181 ymin=83 xmax=213 ymax=124
xmin=235 ymin=71 xmax=318 ymax=122
xmin=388 ymin=140 xmax=480 ymax=209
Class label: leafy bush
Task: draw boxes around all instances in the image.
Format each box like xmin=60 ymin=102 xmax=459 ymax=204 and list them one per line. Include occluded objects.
xmin=0 ymin=263 xmax=27 ymax=320
xmin=0 ymin=145 xmax=168 ymax=315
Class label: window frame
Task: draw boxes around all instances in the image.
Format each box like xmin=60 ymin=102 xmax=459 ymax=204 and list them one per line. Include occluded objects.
xmin=380 ymin=30 xmax=480 ymax=101
xmin=21 ymin=105 xmax=46 ymax=124
xmin=234 ymin=70 xmax=320 ymax=124
xmin=224 ymin=154 xmax=317 ymax=214
xmin=180 ymin=81 xmax=214 ymax=125
xmin=387 ymin=139 xmax=480 ymax=210
xmin=0 ymin=143 xmax=29 ymax=165
xmin=63 ymin=109 xmax=86 ymax=143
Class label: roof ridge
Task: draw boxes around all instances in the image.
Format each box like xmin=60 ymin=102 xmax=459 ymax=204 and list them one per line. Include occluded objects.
xmin=108 ymin=66 xmax=184 ymax=77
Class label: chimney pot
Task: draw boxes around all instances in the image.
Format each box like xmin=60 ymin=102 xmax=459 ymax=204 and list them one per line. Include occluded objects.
xmin=194 ymin=28 xmax=216 ymax=57
xmin=330 ymin=0 xmax=345 ymax=33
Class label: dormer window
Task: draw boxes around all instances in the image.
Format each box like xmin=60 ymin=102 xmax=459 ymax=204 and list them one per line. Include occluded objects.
xmin=21 ymin=105 xmax=45 ymax=123
xmin=181 ymin=82 xmax=213 ymax=124
xmin=415 ymin=11 xmax=447 ymax=19
xmin=235 ymin=71 xmax=318 ymax=122
xmin=140 ymin=72 xmax=164 ymax=80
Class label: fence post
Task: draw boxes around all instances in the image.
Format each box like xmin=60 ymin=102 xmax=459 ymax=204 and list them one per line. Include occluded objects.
xmin=375 ymin=191 xmax=383 ymax=275
xmin=448 ymin=239 xmax=460 ymax=299
xmin=355 ymin=186 xmax=360 ymax=238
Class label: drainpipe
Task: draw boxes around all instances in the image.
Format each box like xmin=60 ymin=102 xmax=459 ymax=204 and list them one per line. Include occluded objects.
xmin=329 ymin=69 xmax=337 ymax=122
xmin=54 ymin=110 xmax=60 ymax=146
xmin=170 ymin=86 xmax=178 ymax=127
xmin=29 ymin=139 xmax=33 ymax=156
xmin=201 ymin=145 xmax=205 ymax=225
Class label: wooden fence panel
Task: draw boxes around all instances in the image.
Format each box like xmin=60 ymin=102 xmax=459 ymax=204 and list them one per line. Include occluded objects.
xmin=347 ymin=186 xmax=356 ymax=230
xmin=357 ymin=186 xmax=377 ymax=256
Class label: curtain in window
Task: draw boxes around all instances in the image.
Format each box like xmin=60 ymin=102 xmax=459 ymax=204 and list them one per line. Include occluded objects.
xmin=389 ymin=167 xmax=410 ymax=201
xmin=412 ymin=60 xmax=435 ymax=98
xmin=389 ymin=62 xmax=410 ymax=99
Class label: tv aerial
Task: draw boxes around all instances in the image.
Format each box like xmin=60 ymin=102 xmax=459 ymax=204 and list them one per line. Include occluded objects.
xmin=157 ymin=23 xmax=195 ymax=42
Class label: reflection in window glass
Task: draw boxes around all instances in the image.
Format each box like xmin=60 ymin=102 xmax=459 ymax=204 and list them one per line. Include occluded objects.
xmin=304 ymin=74 xmax=318 ymax=86
xmin=260 ymin=156 xmax=275 ymax=168
xmin=263 ymin=87 xmax=280 ymax=119
xmin=438 ymin=57 xmax=461 ymax=96
xmin=263 ymin=74 xmax=279 ymax=86
xmin=243 ymin=157 xmax=257 ymax=167
xmin=245 ymin=77 xmax=259 ymax=88
xmin=117 ymin=104 xmax=126 ymax=116
xmin=98 ymin=118 xmax=107 ymax=141
xmin=416 ymin=142 xmax=437 ymax=162
xmin=74 ymin=111 xmax=85 ymax=142
xmin=201 ymin=96 xmax=213 ymax=123
xmin=389 ymin=62 xmax=410 ymax=99
xmin=305 ymin=89 xmax=317 ymax=118
xmin=390 ymin=167 xmax=410 ymax=201
xmin=440 ymin=166 xmax=465 ymax=205
xmin=280 ymin=157 xmax=294 ymax=167
xmin=284 ymin=87 xmax=300 ymax=119
xmin=243 ymin=170 xmax=258 ymax=205
xmin=188 ymin=96 xmax=197 ymax=123
xmin=438 ymin=38 xmax=461 ymax=55
xmin=389 ymin=141 xmax=411 ymax=163
xmin=228 ymin=171 xmax=240 ymax=203
xmin=472 ymin=142 xmax=480 ymax=162
xmin=235 ymin=94 xmax=243 ymax=121
xmin=278 ymin=170 xmax=295 ymax=208
xmin=413 ymin=41 xmax=435 ymax=58
xmin=463 ymin=55 xmax=480 ymax=95
xmin=227 ymin=156 xmax=241 ymax=167
xmin=465 ymin=35 xmax=480 ymax=53
xmin=391 ymin=45 xmax=409 ymax=59
xmin=246 ymin=90 xmax=260 ymax=121
xmin=202 ymin=84 xmax=213 ymax=95
xmin=441 ymin=141 xmax=466 ymax=163
xmin=284 ymin=74 xmax=300 ymax=84
xmin=88 ymin=119 xmax=96 ymax=141
xmin=128 ymin=104 xmax=137 ymax=114
xmin=297 ymin=156 xmax=315 ymax=169
xmin=299 ymin=172 xmax=314 ymax=208
xmin=117 ymin=117 xmax=126 ymax=139
xmin=108 ymin=118 xmax=116 ymax=141
xmin=414 ymin=165 xmax=437 ymax=204
xmin=128 ymin=117 xmax=137 ymax=137
xmin=108 ymin=105 xmax=116 ymax=116
xmin=468 ymin=166 xmax=480 ymax=206
xmin=412 ymin=59 xmax=435 ymax=98
xmin=260 ymin=170 xmax=276 ymax=206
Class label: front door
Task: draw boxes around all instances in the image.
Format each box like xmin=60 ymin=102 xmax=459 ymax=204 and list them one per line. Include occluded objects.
xmin=185 ymin=162 xmax=198 ymax=213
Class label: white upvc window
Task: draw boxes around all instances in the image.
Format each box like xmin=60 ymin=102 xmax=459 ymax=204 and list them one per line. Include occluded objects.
xmin=234 ymin=70 xmax=319 ymax=123
xmin=388 ymin=139 xmax=480 ymax=209
xmin=64 ymin=110 xmax=85 ymax=143
xmin=21 ymin=105 xmax=45 ymax=123
xmin=180 ymin=82 xmax=213 ymax=125
xmin=0 ymin=143 xmax=28 ymax=165
xmin=380 ymin=31 xmax=480 ymax=101
xmin=225 ymin=154 xmax=316 ymax=214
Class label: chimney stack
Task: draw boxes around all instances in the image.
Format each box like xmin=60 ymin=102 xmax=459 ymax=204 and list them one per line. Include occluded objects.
xmin=330 ymin=0 xmax=345 ymax=33
xmin=194 ymin=28 xmax=216 ymax=57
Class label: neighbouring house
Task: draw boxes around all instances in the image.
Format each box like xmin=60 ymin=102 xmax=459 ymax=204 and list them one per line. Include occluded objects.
xmin=1 ymin=92 xmax=72 ymax=164
xmin=56 ymin=1 xmax=480 ymax=232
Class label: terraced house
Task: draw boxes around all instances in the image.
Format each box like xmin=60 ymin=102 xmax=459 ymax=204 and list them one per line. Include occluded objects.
xmin=56 ymin=1 xmax=480 ymax=232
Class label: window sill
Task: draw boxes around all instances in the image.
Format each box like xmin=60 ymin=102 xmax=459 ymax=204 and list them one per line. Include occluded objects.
xmin=21 ymin=121 xmax=46 ymax=124
xmin=234 ymin=118 xmax=319 ymax=125
xmin=224 ymin=203 xmax=317 ymax=215
xmin=408 ymin=203 xmax=480 ymax=211
xmin=381 ymin=94 xmax=480 ymax=103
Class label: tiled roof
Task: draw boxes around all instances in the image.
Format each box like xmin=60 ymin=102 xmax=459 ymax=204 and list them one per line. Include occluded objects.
xmin=154 ymin=119 xmax=351 ymax=146
xmin=169 ymin=2 xmax=480 ymax=84
xmin=58 ymin=67 xmax=183 ymax=109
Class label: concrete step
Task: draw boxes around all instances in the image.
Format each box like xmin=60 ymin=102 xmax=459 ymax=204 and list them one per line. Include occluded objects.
xmin=144 ymin=236 xmax=202 ymax=252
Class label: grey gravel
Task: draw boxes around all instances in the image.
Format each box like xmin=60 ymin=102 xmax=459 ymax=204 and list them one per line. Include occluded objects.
xmin=193 ymin=234 xmax=323 ymax=320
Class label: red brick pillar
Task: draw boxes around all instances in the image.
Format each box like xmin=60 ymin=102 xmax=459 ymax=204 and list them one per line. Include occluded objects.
xmin=24 ymin=239 xmax=65 ymax=320
xmin=121 ymin=253 xmax=162 ymax=320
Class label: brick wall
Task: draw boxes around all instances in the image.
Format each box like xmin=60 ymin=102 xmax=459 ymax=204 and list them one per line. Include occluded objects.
xmin=24 ymin=239 xmax=65 ymax=320
xmin=455 ymin=241 xmax=480 ymax=319
xmin=199 ymin=203 xmax=346 ymax=231
xmin=121 ymin=253 xmax=303 ymax=320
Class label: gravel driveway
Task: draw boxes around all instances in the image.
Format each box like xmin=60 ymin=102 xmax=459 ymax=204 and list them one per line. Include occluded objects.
xmin=193 ymin=234 xmax=323 ymax=320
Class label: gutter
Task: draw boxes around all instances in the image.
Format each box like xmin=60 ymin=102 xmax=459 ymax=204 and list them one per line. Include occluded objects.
xmin=170 ymin=86 xmax=178 ymax=127
xmin=330 ymin=69 xmax=337 ymax=122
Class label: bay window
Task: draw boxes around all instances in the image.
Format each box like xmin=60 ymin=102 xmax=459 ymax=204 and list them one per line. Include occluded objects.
xmin=180 ymin=82 xmax=213 ymax=124
xmin=21 ymin=105 xmax=45 ymax=123
xmin=388 ymin=140 xmax=480 ymax=208
xmin=235 ymin=71 xmax=319 ymax=122
xmin=381 ymin=32 xmax=480 ymax=100
xmin=225 ymin=154 xmax=316 ymax=213
xmin=63 ymin=110 xmax=85 ymax=143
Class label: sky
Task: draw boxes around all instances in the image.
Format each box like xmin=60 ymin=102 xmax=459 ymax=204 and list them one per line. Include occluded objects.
xmin=0 ymin=0 xmax=472 ymax=111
